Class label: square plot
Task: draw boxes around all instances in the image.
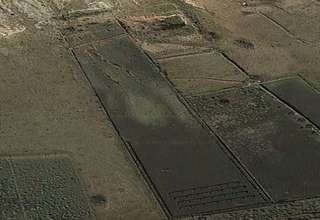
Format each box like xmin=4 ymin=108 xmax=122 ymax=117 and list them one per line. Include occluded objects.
xmin=264 ymin=77 xmax=320 ymax=128
xmin=117 ymin=3 xmax=211 ymax=59
xmin=0 ymin=155 xmax=92 ymax=220
xmin=187 ymin=86 xmax=320 ymax=202
xmin=159 ymin=52 xmax=247 ymax=95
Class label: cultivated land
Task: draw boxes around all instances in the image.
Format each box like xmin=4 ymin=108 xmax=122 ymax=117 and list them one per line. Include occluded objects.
xmin=1 ymin=1 xmax=320 ymax=219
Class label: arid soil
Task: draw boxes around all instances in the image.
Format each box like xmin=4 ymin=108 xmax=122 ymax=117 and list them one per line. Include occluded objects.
xmin=1 ymin=0 xmax=320 ymax=220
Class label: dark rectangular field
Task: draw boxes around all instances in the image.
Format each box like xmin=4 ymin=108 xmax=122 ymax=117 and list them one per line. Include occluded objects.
xmin=66 ymin=24 xmax=267 ymax=217
xmin=264 ymin=77 xmax=320 ymax=128
xmin=188 ymin=86 xmax=320 ymax=202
